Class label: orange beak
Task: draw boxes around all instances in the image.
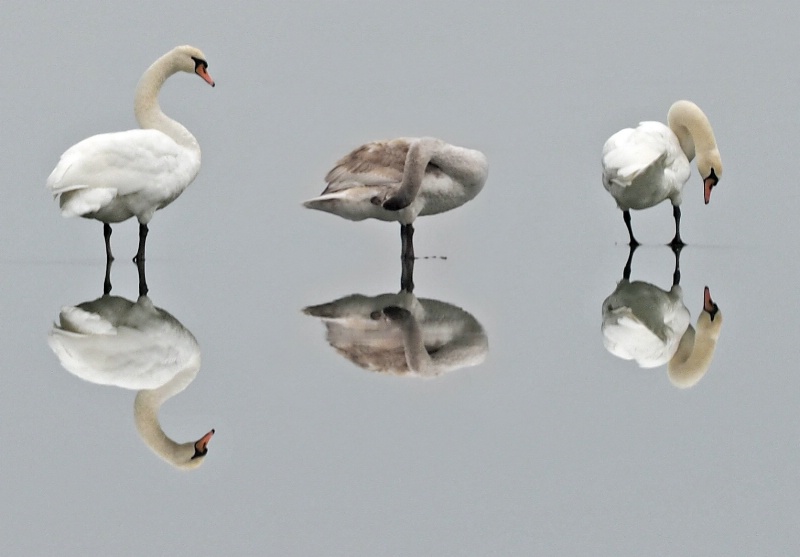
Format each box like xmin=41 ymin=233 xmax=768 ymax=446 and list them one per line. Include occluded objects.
xmin=703 ymin=176 xmax=717 ymax=205
xmin=196 ymin=66 xmax=215 ymax=87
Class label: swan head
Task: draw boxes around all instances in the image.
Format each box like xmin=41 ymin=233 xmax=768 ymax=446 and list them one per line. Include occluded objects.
xmin=171 ymin=45 xmax=215 ymax=87
xmin=170 ymin=429 xmax=216 ymax=470
xmin=697 ymin=149 xmax=722 ymax=205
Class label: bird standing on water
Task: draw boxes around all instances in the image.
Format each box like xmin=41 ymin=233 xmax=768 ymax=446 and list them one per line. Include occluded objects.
xmin=304 ymin=137 xmax=488 ymax=260
xmin=602 ymin=100 xmax=722 ymax=247
xmin=47 ymin=45 xmax=215 ymax=263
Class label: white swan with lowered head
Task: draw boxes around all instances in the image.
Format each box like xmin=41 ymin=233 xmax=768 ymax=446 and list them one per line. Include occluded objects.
xmin=47 ymin=294 xmax=214 ymax=469
xmin=602 ymin=100 xmax=722 ymax=247
xmin=47 ymin=45 xmax=215 ymax=263
xmin=303 ymin=137 xmax=488 ymax=259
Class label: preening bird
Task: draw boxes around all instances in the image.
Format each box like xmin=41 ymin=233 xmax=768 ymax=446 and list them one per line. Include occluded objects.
xmin=303 ymin=137 xmax=488 ymax=260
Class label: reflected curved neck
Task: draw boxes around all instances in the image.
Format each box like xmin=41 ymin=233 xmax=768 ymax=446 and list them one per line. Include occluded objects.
xmin=133 ymin=361 xmax=200 ymax=466
xmin=668 ymin=312 xmax=723 ymax=388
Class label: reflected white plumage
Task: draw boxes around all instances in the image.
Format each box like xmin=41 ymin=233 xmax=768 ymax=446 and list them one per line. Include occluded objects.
xmin=47 ymin=294 xmax=214 ymax=469
xmin=602 ymin=100 xmax=722 ymax=246
xmin=602 ymin=258 xmax=724 ymax=389
xmin=46 ymin=45 xmax=215 ymax=262
xmin=303 ymin=137 xmax=488 ymax=259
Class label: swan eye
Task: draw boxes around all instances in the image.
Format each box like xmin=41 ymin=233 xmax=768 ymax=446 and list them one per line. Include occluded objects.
xmin=191 ymin=56 xmax=208 ymax=70
xmin=191 ymin=445 xmax=208 ymax=460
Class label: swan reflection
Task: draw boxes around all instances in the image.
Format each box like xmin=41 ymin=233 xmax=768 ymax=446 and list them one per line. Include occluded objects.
xmin=601 ymin=246 xmax=723 ymax=388
xmin=47 ymin=282 xmax=214 ymax=469
xmin=304 ymin=289 xmax=488 ymax=378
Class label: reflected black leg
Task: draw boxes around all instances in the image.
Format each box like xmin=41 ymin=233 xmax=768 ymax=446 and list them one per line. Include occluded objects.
xmin=137 ymin=256 xmax=149 ymax=297
xmin=401 ymin=253 xmax=415 ymax=293
xmin=669 ymin=205 xmax=685 ymax=248
xmin=104 ymin=223 xmax=114 ymax=263
xmin=623 ymin=243 xmax=637 ymax=281
xmin=103 ymin=256 xmax=113 ymax=295
xmin=401 ymin=223 xmax=415 ymax=261
xmin=671 ymin=243 xmax=683 ymax=286
xmin=623 ymin=210 xmax=639 ymax=247
xmin=133 ymin=223 xmax=148 ymax=264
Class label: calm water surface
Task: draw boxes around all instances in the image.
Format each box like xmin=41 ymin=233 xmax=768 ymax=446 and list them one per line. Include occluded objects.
xmin=2 ymin=1 xmax=799 ymax=555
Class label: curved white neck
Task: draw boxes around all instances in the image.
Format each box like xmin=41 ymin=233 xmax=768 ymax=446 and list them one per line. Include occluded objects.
xmin=133 ymin=359 xmax=201 ymax=467
xmin=668 ymin=312 xmax=723 ymax=388
xmin=134 ymin=52 xmax=199 ymax=151
xmin=667 ymin=101 xmax=718 ymax=162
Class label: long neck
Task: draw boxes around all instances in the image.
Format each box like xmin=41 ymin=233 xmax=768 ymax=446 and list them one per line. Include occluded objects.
xmin=134 ymin=52 xmax=198 ymax=151
xmin=390 ymin=138 xmax=442 ymax=208
xmin=667 ymin=101 xmax=718 ymax=162
xmin=667 ymin=312 xmax=723 ymax=388
xmin=133 ymin=359 xmax=201 ymax=466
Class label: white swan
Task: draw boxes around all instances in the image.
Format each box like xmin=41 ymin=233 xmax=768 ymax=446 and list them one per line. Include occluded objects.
xmin=47 ymin=45 xmax=215 ymax=263
xmin=47 ymin=294 xmax=214 ymax=469
xmin=602 ymin=100 xmax=722 ymax=246
xmin=303 ymin=137 xmax=488 ymax=259
xmin=304 ymin=291 xmax=488 ymax=377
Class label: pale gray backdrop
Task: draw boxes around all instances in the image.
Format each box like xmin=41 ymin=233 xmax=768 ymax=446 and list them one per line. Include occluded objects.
xmin=2 ymin=1 xmax=798 ymax=555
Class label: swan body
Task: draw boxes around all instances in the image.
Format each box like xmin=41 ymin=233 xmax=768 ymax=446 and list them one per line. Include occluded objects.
xmin=304 ymin=137 xmax=488 ymax=259
xmin=47 ymin=294 xmax=214 ymax=469
xmin=47 ymin=45 xmax=215 ymax=262
xmin=602 ymin=100 xmax=722 ymax=246
xmin=304 ymin=291 xmax=488 ymax=377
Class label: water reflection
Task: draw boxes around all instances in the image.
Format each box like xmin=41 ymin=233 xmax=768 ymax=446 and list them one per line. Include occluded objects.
xmin=47 ymin=263 xmax=213 ymax=469
xmin=304 ymin=263 xmax=488 ymax=377
xmin=601 ymin=246 xmax=723 ymax=388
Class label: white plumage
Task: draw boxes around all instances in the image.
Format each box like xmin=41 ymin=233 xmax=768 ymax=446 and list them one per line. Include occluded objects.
xmin=602 ymin=100 xmax=722 ymax=246
xmin=47 ymin=45 xmax=215 ymax=262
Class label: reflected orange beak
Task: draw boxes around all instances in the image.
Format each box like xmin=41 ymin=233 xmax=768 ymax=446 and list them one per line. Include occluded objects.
xmin=703 ymin=286 xmax=720 ymax=319
xmin=197 ymin=429 xmax=215 ymax=451
xmin=196 ymin=66 xmax=215 ymax=87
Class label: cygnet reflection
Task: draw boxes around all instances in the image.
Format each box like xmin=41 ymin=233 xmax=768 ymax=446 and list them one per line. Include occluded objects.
xmin=601 ymin=246 xmax=723 ymax=388
xmin=304 ymin=288 xmax=488 ymax=378
xmin=47 ymin=274 xmax=214 ymax=469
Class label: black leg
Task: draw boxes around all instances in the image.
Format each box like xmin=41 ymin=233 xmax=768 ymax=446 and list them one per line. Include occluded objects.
xmin=103 ymin=256 xmax=113 ymax=295
xmin=133 ymin=223 xmax=148 ymax=264
xmin=137 ymin=255 xmax=149 ymax=297
xmin=668 ymin=205 xmax=685 ymax=248
xmin=401 ymin=223 xmax=415 ymax=261
xmin=623 ymin=210 xmax=639 ymax=247
xmin=103 ymin=223 xmax=114 ymax=262
xmin=671 ymin=243 xmax=683 ymax=286
xmin=623 ymin=243 xmax=637 ymax=281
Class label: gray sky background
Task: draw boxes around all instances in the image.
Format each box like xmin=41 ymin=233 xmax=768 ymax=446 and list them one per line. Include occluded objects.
xmin=2 ymin=1 xmax=799 ymax=555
